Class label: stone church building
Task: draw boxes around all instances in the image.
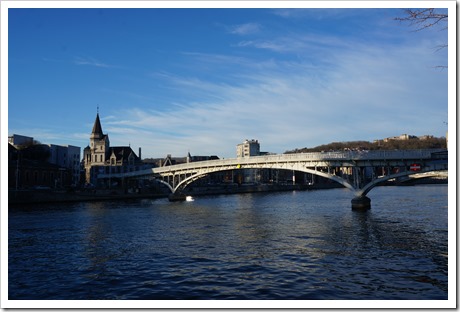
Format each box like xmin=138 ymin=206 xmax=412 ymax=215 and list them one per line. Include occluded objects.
xmin=83 ymin=113 xmax=145 ymax=186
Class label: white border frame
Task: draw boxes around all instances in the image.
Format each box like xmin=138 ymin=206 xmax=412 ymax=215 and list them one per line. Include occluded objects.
xmin=1 ymin=1 xmax=456 ymax=309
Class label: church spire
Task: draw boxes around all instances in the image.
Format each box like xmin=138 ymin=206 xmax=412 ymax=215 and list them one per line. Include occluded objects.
xmin=90 ymin=112 xmax=103 ymax=139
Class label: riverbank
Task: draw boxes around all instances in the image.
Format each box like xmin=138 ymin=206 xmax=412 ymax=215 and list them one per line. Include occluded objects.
xmin=8 ymin=177 xmax=446 ymax=205
xmin=8 ymin=188 xmax=166 ymax=205
xmin=9 ymin=183 xmax=342 ymax=205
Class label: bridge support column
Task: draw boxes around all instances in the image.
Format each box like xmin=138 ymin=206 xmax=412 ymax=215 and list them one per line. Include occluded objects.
xmin=351 ymin=196 xmax=371 ymax=210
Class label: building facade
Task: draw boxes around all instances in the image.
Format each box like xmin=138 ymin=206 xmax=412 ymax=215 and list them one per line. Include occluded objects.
xmin=47 ymin=144 xmax=81 ymax=186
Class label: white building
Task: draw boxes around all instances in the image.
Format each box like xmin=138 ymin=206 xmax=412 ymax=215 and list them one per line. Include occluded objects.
xmin=236 ymin=139 xmax=261 ymax=184
xmin=47 ymin=144 xmax=81 ymax=186
xmin=236 ymin=139 xmax=260 ymax=158
xmin=8 ymin=134 xmax=34 ymax=146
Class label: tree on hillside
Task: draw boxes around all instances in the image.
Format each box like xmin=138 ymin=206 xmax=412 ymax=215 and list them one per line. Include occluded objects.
xmin=285 ymin=136 xmax=446 ymax=154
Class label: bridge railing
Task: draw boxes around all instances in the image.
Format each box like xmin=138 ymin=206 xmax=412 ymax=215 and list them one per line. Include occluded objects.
xmin=236 ymin=149 xmax=445 ymax=163
xmin=343 ymin=149 xmax=446 ymax=160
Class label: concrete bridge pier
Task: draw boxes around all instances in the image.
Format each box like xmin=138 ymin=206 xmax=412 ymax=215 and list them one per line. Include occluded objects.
xmin=351 ymin=196 xmax=371 ymax=210
xmin=168 ymin=192 xmax=187 ymax=202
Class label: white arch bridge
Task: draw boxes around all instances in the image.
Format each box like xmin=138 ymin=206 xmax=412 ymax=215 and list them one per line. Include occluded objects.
xmin=98 ymin=149 xmax=447 ymax=209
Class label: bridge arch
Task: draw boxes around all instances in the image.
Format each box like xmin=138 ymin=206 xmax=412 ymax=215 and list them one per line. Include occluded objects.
xmin=270 ymin=165 xmax=356 ymax=191
xmin=169 ymin=165 xmax=357 ymax=194
xmin=356 ymin=169 xmax=447 ymax=197
xmin=155 ymin=178 xmax=174 ymax=193
xmin=173 ymin=172 xmax=210 ymax=193
xmin=168 ymin=166 xmax=446 ymax=198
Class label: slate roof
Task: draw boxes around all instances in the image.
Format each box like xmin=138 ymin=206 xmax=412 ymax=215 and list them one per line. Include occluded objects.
xmin=109 ymin=146 xmax=140 ymax=162
xmin=91 ymin=113 xmax=104 ymax=137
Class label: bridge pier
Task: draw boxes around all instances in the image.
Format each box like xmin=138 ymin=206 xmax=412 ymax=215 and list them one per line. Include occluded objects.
xmin=168 ymin=192 xmax=187 ymax=202
xmin=351 ymin=196 xmax=371 ymax=210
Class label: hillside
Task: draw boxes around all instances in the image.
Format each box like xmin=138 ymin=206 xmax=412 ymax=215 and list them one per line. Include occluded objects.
xmin=285 ymin=136 xmax=447 ymax=154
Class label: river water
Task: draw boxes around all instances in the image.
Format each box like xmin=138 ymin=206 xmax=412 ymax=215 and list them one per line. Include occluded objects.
xmin=8 ymin=185 xmax=448 ymax=302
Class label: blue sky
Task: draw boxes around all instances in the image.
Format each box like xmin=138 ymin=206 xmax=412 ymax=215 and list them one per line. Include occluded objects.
xmin=6 ymin=4 xmax=450 ymax=159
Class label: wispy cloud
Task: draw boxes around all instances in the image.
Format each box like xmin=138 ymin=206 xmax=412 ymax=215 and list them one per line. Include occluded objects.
xmin=236 ymin=40 xmax=288 ymax=52
xmin=272 ymin=8 xmax=371 ymax=21
xmin=228 ymin=22 xmax=261 ymax=35
xmin=236 ymin=33 xmax=357 ymax=55
xmin=103 ymin=30 xmax=446 ymax=158
xmin=271 ymin=9 xmax=311 ymax=19
xmin=181 ymin=52 xmax=250 ymax=66
xmin=42 ymin=57 xmax=66 ymax=63
xmin=74 ymin=56 xmax=113 ymax=68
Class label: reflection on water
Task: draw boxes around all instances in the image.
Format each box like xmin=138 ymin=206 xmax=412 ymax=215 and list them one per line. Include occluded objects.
xmin=9 ymin=185 xmax=447 ymax=300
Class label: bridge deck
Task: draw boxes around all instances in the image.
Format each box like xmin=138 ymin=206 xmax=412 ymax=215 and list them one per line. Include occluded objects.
xmin=99 ymin=149 xmax=446 ymax=179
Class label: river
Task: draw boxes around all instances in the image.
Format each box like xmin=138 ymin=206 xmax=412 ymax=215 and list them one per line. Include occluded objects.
xmin=8 ymin=185 xmax=448 ymax=304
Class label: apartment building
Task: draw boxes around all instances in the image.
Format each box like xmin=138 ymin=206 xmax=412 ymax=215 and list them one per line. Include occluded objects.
xmin=236 ymin=139 xmax=260 ymax=158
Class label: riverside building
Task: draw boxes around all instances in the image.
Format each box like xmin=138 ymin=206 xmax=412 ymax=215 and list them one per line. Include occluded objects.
xmin=8 ymin=134 xmax=81 ymax=188
xmin=83 ymin=113 xmax=147 ymax=186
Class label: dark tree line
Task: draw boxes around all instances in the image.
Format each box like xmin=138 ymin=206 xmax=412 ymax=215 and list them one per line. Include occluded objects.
xmin=12 ymin=141 xmax=51 ymax=162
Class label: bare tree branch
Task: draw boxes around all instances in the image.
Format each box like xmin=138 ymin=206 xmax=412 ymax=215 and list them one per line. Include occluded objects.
xmin=434 ymin=65 xmax=448 ymax=71
xmin=395 ymin=8 xmax=448 ymax=32
xmin=395 ymin=9 xmax=448 ymax=68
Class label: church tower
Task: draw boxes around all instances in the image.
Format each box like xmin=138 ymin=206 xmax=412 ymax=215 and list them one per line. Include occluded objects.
xmin=90 ymin=113 xmax=110 ymax=164
xmin=84 ymin=112 xmax=110 ymax=183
